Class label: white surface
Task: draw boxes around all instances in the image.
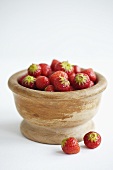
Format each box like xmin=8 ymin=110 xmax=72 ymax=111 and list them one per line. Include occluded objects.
xmin=0 ymin=0 xmax=113 ymax=170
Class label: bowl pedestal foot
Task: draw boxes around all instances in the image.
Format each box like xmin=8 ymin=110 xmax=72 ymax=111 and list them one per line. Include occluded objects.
xmin=20 ymin=120 xmax=95 ymax=144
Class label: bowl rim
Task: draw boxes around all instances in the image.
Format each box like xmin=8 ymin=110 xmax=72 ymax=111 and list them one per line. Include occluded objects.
xmin=8 ymin=69 xmax=107 ymax=100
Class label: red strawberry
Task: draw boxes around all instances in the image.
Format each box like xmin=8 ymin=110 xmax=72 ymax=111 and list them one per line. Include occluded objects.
xmin=39 ymin=63 xmax=52 ymax=77
xmin=73 ymin=73 xmax=90 ymax=90
xmin=69 ymin=86 xmax=75 ymax=91
xmin=18 ymin=73 xmax=28 ymax=85
xmin=49 ymin=71 xmax=68 ymax=85
xmin=55 ymin=61 xmax=74 ymax=76
xmin=68 ymin=72 xmax=76 ymax=85
xmin=83 ymin=131 xmax=101 ymax=149
xmin=61 ymin=137 xmax=80 ymax=154
xmin=73 ymin=65 xmax=81 ymax=73
xmin=22 ymin=75 xmax=36 ymax=89
xmin=28 ymin=64 xmax=41 ymax=77
xmin=54 ymin=76 xmax=70 ymax=92
xmin=82 ymin=68 xmax=97 ymax=82
xmin=50 ymin=59 xmax=60 ymax=71
xmin=36 ymin=76 xmax=50 ymax=90
xmin=89 ymin=80 xmax=94 ymax=87
xmin=45 ymin=85 xmax=55 ymax=92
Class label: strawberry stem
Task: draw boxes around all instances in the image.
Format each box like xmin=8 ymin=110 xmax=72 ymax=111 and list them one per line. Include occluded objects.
xmin=59 ymin=76 xmax=70 ymax=86
xmin=61 ymin=61 xmax=73 ymax=71
xmin=75 ymin=73 xmax=87 ymax=85
xmin=28 ymin=64 xmax=38 ymax=73
xmin=61 ymin=138 xmax=68 ymax=147
xmin=23 ymin=75 xmax=36 ymax=85
xmin=88 ymin=132 xmax=98 ymax=142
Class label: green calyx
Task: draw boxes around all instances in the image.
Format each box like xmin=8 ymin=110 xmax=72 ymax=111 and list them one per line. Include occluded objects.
xmin=23 ymin=75 xmax=36 ymax=85
xmin=61 ymin=61 xmax=73 ymax=71
xmin=75 ymin=73 xmax=87 ymax=85
xmin=59 ymin=76 xmax=70 ymax=86
xmin=88 ymin=132 xmax=98 ymax=142
xmin=61 ymin=138 xmax=68 ymax=147
xmin=29 ymin=64 xmax=38 ymax=73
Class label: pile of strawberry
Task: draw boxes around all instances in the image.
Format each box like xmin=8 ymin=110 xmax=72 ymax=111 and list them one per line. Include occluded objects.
xmin=61 ymin=131 xmax=101 ymax=154
xmin=18 ymin=59 xmax=97 ymax=92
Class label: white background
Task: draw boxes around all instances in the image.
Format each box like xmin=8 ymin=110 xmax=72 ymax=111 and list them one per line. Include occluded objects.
xmin=0 ymin=0 xmax=113 ymax=170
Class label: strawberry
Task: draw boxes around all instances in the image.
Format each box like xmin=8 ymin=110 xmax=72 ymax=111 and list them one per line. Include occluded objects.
xmin=61 ymin=137 xmax=80 ymax=154
xmin=69 ymin=86 xmax=75 ymax=91
xmin=73 ymin=73 xmax=90 ymax=90
xmin=68 ymin=72 xmax=76 ymax=85
xmin=50 ymin=59 xmax=60 ymax=71
xmin=54 ymin=76 xmax=70 ymax=92
xmin=18 ymin=73 xmax=28 ymax=85
xmin=49 ymin=71 xmax=68 ymax=85
xmin=73 ymin=65 xmax=81 ymax=73
xmin=55 ymin=61 xmax=74 ymax=76
xmin=45 ymin=85 xmax=55 ymax=92
xmin=82 ymin=68 xmax=97 ymax=82
xmin=28 ymin=64 xmax=41 ymax=77
xmin=22 ymin=75 xmax=36 ymax=89
xmin=39 ymin=63 xmax=52 ymax=77
xmin=89 ymin=80 xmax=94 ymax=87
xmin=83 ymin=131 xmax=101 ymax=149
xmin=36 ymin=76 xmax=50 ymax=90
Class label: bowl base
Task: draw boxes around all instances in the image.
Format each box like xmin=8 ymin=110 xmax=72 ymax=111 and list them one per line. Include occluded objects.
xmin=20 ymin=120 xmax=95 ymax=144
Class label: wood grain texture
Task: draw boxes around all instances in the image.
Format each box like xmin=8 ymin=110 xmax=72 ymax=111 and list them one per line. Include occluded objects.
xmin=20 ymin=120 xmax=95 ymax=144
xmin=8 ymin=69 xmax=107 ymax=144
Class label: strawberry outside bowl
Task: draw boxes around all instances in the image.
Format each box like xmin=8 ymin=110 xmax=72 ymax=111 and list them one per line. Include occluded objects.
xmin=8 ymin=69 xmax=107 ymax=144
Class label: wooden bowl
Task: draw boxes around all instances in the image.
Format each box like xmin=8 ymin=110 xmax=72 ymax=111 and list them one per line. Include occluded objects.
xmin=8 ymin=70 xmax=107 ymax=144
